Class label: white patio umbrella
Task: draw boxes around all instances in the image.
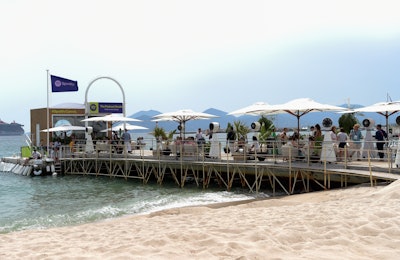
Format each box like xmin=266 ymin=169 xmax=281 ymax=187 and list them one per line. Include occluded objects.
xmin=352 ymin=101 xmax=400 ymax=131
xmin=100 ymin=123 xmax=148 ymax=132
xmin=41 ymin=125 xmax=86 ymax=132
xmin=41 ymin=125 xmax=86 ymax=140
xmin=269 ymin=98 xmax=347 ymax=132
xmin=81 ymin=114 xmax=142 ymax=135
xmin=81 ymin=114 xmax=141 ymax=122
xmin=228 ymin=102 xmax=280 ymax=116
xmin=152 ymin=109 xmax=218 ymax=138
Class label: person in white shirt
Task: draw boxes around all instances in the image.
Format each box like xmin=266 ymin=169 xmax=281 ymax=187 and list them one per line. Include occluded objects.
xmin=31 ymin=148 xmax=41 ymax=159
xmin=196 ymin=128 xmax=205 ymax=146
xmin=249 ymin=136 xmax=260 ymax=153
xmin=337 ymin=127 xmax=349 ymax=161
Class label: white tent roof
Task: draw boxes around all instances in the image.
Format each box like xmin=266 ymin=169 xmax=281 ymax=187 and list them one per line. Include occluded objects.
xmin=41 ymin=125 xmax=86 ymax=132
xmin=82 ymin=114 xmax=141 ymax=122
xmin=152 ymin=109 xmax=218 ymax=123
xmin=228 ymin=102 xmax=280 ymax=116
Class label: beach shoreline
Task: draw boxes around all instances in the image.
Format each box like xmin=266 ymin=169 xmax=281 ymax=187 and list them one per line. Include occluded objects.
xmin=1 ymin=182 xmax=400 ymax=259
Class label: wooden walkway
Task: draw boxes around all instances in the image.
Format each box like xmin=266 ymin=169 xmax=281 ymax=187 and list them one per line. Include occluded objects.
xmin=60 ymin=149 xmax=400 ymax=196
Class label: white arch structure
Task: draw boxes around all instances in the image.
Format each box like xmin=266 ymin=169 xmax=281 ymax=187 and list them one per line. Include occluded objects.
xmin=84 ymin=77 xmax=126 ymax=151
xmin=84 ymin=76 xmax=126 ymax=117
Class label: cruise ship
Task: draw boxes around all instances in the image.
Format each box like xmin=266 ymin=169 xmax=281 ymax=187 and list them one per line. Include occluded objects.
xmin=0 ymin=119 xmax=24 ymax=136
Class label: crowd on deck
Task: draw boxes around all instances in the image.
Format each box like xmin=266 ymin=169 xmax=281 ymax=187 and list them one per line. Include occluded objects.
xmin=37 ymin=121 xmax=394 ymax=163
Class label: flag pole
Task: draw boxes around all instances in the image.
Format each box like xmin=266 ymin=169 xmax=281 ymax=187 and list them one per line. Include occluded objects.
xmin=46 ymin=69 xmax=50 ymax=153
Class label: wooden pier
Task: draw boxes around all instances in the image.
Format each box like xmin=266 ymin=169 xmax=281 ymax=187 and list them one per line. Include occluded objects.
xmin=59 ymin=147 xmax=400 ymax=196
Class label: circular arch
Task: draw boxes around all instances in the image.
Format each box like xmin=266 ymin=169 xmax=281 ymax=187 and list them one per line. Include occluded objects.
xmin=84 ymin=76 xmax=126 ymax=117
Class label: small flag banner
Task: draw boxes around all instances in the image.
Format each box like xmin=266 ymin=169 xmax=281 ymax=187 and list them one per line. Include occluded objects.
xmin=51 ymin=75 xmax=78 ymax=92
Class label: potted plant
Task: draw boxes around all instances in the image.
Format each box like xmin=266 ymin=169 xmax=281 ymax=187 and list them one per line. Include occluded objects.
xmin=231 ymin=120 xmax=249 ymax=161
xmin=151 ymin=126 xmax=177 ymax=156
xmin=151 ymin=126 xmax=167 ymax=156
xmin=257 ymin=116 xmax=275 ymax=161
xmin=162 ymin=130 xmax=176 ymax=156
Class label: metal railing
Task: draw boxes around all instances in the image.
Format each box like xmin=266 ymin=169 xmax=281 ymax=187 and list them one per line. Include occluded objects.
xmin=56 ymin=137 xmax=400 ymax=169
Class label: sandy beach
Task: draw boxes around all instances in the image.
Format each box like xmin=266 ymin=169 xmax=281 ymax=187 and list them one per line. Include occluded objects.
xmin=1 ymin=180 xmax=399 ymax=260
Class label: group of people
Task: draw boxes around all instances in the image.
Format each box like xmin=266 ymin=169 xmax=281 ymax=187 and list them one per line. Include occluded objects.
xmin=109 ymin=129 xmax=132 ymax=153
xmin=34 ymin=138 xmax=62 ymax=161
xmin=166 ymin=122 xmax=391 ymax=161
xmin=316 ymin=123 xmax=388 ymax=161
xmin=330 ymin=123 xmax=388 ymax=161
xmin=277 ymin=122 xmax=389 ymax=161
xmin=195 ymin=128 xmax=219 ymax=158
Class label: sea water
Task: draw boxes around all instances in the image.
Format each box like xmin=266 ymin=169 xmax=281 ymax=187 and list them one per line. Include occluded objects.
xmin=0 ymin=135 xmax=260 ymax=234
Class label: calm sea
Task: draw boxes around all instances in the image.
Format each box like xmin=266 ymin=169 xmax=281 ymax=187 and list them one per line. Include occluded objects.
xmin=0 ymin=135 xmax=261 ymax=234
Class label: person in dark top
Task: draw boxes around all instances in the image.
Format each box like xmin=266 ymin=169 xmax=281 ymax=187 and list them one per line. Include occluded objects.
xmin=226 ymin=126 xmax=236 ymax=153
xmin=375 ymin=124 xmax=388 ymax=160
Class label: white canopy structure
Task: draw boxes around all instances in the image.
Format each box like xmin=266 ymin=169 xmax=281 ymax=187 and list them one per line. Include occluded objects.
xmin=352 ymin=101 xmax=400 ymax=130
xmin=228 ymin=102 xmax=280 ymax=116
xmin=152 ymin=109 xmax=218 ymax=138
xmin=100 ymin=123 xmax=148 ymax=132
xmin=81 ymin=114 xmax=141 ymax=122
xmin=41 ymin=125 xmax=86 ymax=132
xmin=268 ymin=98 xmax=347 ymax=131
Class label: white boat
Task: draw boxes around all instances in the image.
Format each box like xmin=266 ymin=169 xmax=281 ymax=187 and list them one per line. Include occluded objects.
xmin=1 ymin=156 xmax=57 ymax=177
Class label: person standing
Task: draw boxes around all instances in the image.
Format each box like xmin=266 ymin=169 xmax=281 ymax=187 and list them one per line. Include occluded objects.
xmin=69 ymin=134 xmax=76 ymax=154
xmin=226 ymin=126 xmax=236 ymax=153
xmin=329 ymin=126 xmax=338 ymax=158
xmin=122 ymin=129 xmax=132 ymax=153
xmin=349 ymin=123 xmax=363 ymax=160
xmin=208 ymin=130 xmax=220 ymax=159
xmin=249 ymin=135 xmax=260 ymax=153
xmin=311 ymin=124 xmax=323 ymax=155
xmin=196 ymin=128 xmax=205 ymax=145
xmin=375 ymin=124 xmax=388 ymax=160
xmin=330 ymin=126 xmax=338 ymax=143
xmin=314 ymin=124 xmax=322 ymax=139
xmin=53 ymin=138 xmax=61 ymax=162
xmin=309 ymin=126 xmax=315 ymax=139
xmin=337 ymin=128 xmax=349 ymax=161
xmin=279 ymin=128 xmax=289 ymax=145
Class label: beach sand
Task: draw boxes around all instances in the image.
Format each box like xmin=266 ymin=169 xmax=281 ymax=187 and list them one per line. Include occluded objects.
xmin=1 ymin=181 xmax=400 ymax=260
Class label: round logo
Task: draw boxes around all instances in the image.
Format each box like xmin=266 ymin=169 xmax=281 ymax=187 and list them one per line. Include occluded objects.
xmin=55 ymin=80 xmax=62 ymax=87
xmin=362 ymin=119 xmax=370 ymax=128
xmin=90 ymin=103 xmax=97 ymax=111
xmin=322 ymin=118 xmax=333 ymax=128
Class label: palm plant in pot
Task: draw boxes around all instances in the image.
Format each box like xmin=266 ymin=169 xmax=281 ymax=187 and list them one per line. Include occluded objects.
xmin=257 ymin=116 xmax=276 ymax=160
xmin=234 ymin=120 xmax=249 ymax=151
xmin=230 ymin=121 xmax=249 ymax=161
xmin=151 ymin=126 xmax=176 ymax=156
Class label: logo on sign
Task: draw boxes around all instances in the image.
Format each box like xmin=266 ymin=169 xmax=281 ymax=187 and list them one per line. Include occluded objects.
xmin=55 ymin=80 xmax=62 ymax=87
xmin=90 ymin=103 xmax=97 ymax=111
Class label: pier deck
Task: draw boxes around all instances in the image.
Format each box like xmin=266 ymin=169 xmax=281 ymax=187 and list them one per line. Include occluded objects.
xmin=59 ymin=149 xmax=400 ymax=195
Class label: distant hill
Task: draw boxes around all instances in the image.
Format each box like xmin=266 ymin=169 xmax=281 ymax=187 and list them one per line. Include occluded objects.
xmin=126 ymin=104 xmax=400 ymax=133
xmin=131 ymin=109 xmax=160 ymax=118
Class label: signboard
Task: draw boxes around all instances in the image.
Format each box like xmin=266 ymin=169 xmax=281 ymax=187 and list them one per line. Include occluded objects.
xmin=88 ymin=102 xmax=123 ymax=114
xmin=50 ymin=109 xmax=83 ymax=114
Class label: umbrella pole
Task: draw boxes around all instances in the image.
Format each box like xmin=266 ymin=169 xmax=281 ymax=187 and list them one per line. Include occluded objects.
xmin=181 ymin=121 xmax=186 ymax=140
xmin=297 ymin=114 xmax=301 ymax=148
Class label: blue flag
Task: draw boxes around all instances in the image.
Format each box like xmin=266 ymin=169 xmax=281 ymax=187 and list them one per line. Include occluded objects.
xmin=51 ymin=75 xmax=78 ymax=92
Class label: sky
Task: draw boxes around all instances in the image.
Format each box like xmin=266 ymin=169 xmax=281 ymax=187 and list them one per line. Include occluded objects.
xmin=2 ymin=0 xmax=400 ymax=132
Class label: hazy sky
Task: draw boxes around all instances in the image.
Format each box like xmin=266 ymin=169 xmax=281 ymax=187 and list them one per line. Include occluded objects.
xmin=2 ymin=0 xmax=400 ymax=131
